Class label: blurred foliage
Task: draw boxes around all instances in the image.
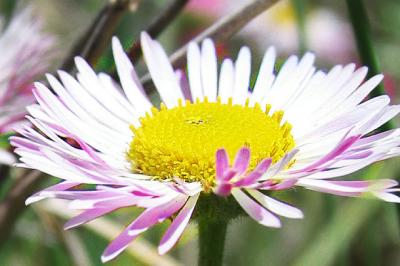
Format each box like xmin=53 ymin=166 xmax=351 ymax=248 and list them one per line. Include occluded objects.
xmin=1 ymin=0 xmax=400 ymax=266
xmin=0 ymin=133 xmax=13 ymax=149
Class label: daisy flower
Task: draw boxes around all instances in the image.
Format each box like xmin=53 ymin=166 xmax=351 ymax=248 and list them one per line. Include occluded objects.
xmin=0 ymin=7 xmax=55 ymax=164
xmin=12 ymin=32 xmax=400 ymax=262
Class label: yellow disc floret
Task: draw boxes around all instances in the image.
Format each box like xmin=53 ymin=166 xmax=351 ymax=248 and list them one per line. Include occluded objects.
xmin=128 ymin=97 xmax=295 ymax=189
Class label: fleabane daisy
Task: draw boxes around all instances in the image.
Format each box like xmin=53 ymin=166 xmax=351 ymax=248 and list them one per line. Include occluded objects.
xmin=12 ymin=32 xmax=400 ymax=262
xmin=0 ymin=7 xmax=54 ymax=164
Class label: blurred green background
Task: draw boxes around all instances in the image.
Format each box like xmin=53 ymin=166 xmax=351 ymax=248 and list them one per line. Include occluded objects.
xmin=1 ymin=0 xmax=400 ymax=265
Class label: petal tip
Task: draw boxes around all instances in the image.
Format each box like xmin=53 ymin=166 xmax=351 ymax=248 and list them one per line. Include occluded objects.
xmin=157 ymin=245 xmax=168 ymax=256
xmin=140 ymin=31 xmax=151 ymax=42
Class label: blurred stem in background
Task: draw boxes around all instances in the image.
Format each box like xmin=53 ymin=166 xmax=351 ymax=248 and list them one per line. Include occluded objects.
xmin=141 ymin=0 xmax=280 ymax=93
xmin=346 ymin=0 xmax=393 ymax=131
xmin=61 ymin=0 xmax=138 ymax=72
xmin=168 ymin=0 xmax=280 ymax=66
xmin=291 ymin=0 xmax=308 ymax=55
xmin=127 ymin=0 xmax=190 ymax=64
xmin=0 ymin=170 xmax=43 ymax=247
xmin=0 ymin=0 xmax=17 ymax=24
xmin=0 ymin=165 xmax=10 ymax=186
xmin=346 ymin=0 xmax=400 ymax=231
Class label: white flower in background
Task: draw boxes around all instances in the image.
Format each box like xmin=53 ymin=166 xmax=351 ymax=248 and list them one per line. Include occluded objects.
xmin=12 ymin=32 xmax=400 ymax=262
xmin=245 ymin=0 xmax=354 ymax=61
xmin=0 ymin=7 xmax=55 ymax=164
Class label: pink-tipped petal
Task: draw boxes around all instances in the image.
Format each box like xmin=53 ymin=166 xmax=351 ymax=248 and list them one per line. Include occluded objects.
xmin=221 ymin=169 xmax=237 ymax=182
xmin=298 ymin=179 xmax=366 ymax=195
xmin=64 ymin=208 xmax=115 ymax=230
xmin=233 ymin=147 xmax=251 ymax=174
xmin=216 ymin=148 xmax=229 ymax=180
xmin=296 ymin=179 xmax=399 ymax=199
xmin=158 ymin=193 xmax=199 ymax=254
xmin=235 ymin=158 xmax=272 ymax=186
xmin=247 ymin=189 xmax=303 ymax=219
xmin=101 ymin=220 xmax=140 ymax=263
xmin=128 ymin=196 xmax=187 ymax=236
xmin=102 ymin=195 xmax=186 ymax=262
xmin=231 ymin=188 xmax=281 ymax=227
xmin=293 ymin=135 xmax=360 ymax=173
xmin=214 ymin=182 xmax=233 ymax=196
xmin=25 ymin=181 xmax=79 ymax=205
xmin=270 ymin=179 xmax=298 ymax=190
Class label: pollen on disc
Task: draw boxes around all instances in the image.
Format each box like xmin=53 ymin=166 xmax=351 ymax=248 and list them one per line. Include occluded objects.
xmin=128 ymin=98 xmax=295 ymax=188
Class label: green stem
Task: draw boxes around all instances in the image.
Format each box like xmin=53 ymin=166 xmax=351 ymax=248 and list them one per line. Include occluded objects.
xmin=291 ymin=0 xmax=308 ymax=55
xmin=0 ymin=0 xmax=17 ymax=26
xmin=346 ymin=0 xmax=400 ymax=234
xmin=198 ymin=218 xmax=228 ymax=266
xmin=346 ymin=0 xmax=394 ymax=131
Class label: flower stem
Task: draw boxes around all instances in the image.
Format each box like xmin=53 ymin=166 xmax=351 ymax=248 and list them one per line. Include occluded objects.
xmin=198 ymin=218 xmax=228 ymax=266
xmin=346 ymin=0 xmax=394 ymax=131
xmin=61 ymin=0 xmax=133 ymax=72
xmin=127 ymin=0 xmax=190 ymax=64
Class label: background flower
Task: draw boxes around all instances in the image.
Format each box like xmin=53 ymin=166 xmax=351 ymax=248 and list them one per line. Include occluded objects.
xmin=0 ymin=7 xmax=55 ymax=164
xmin=186 ymin=0 xmax=355 ymax=64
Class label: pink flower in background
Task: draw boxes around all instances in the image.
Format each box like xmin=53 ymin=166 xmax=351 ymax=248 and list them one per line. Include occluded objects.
xmin=0 ymin=7 xmax=55 ymax=164
xmin=306 ymin=9 xmax=354 ymax=63
xmin=245 ymin=1 xmax=354 ymax=62
xmin=12 ymin=32 xmax=400 ymax=262
xmin=187 ymin=0 xmax=355 ymax=63
xmin=186 ymin=0 xmax=226 ymax=18
xmin=384 ymin=74 xmax=396 ymax=100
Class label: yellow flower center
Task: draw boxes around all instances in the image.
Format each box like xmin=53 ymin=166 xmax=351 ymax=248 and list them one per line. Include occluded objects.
xmin=128 ymin=98 xmax=295 ymax=190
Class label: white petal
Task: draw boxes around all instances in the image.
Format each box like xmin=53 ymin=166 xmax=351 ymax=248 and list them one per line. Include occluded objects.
xmin=218 ymin=58 xmax=235 ymax=103
xmin=111 ymin=37 xmax=152 ymax=116
xmin=233 ymin=47 xmax=251 ymax=105
xmin=251 ymin=47 xmax=276 ymax=106
xmin=140 ymin=32 xmax=184 ymax=108
xmin=187 ymin=42 xmax=203 ymax=101
xmin=0 ymin=149 xmax=15 ymax=165
xmin=201 ymin=39 xmax=217 ymax=102
xmin=373 ymin=192 xmax=400 ymax=203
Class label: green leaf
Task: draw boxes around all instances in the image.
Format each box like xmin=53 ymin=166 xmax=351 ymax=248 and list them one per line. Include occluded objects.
xmin=0 ymin=132 xmax=14 ymax=149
